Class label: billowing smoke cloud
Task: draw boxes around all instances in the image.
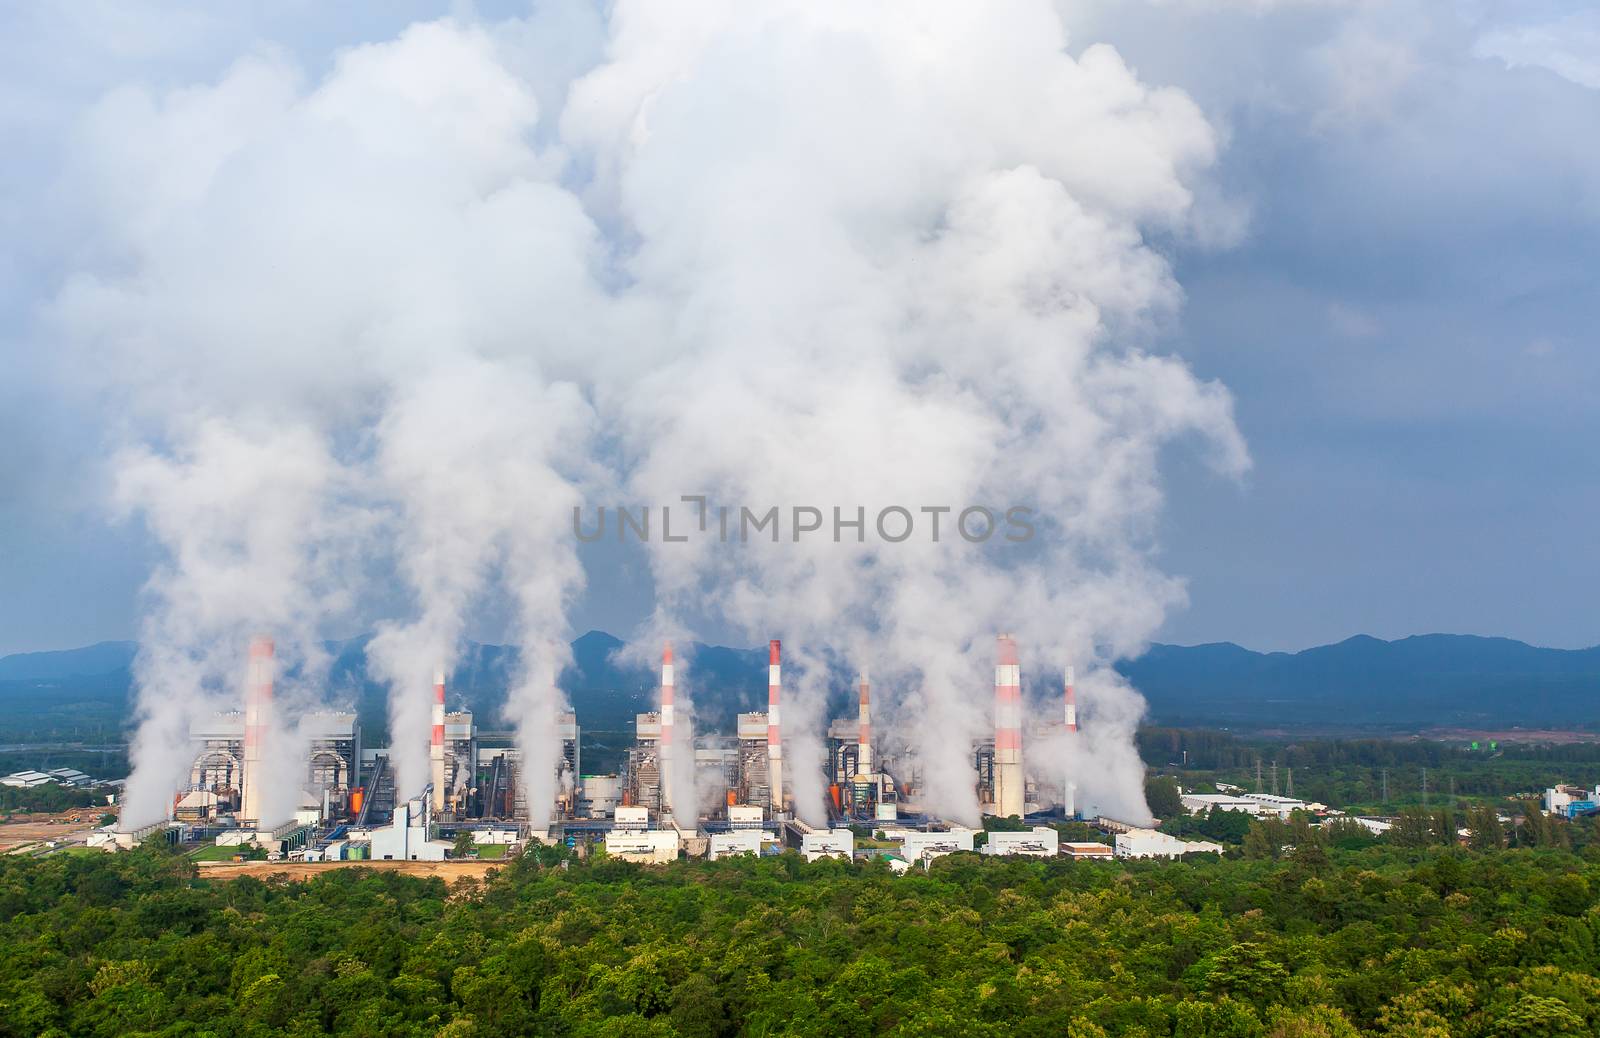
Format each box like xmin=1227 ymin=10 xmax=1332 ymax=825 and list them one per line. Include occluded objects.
xmin=62 ymin=22 xmax=604 ymax=828
xmin=56 ymin=3 xmax=1244 ymax=830
xmin=111 ymin=420 xmax=359 ymax=827
xmin=576 ymin=3 xmax=1248 ymax=825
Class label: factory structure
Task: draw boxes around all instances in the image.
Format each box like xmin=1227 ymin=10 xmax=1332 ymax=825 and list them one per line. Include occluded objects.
xmin=124 ymin=633 xmax=1120 ymax=865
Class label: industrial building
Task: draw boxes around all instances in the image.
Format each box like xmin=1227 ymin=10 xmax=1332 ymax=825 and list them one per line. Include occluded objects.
xmin=709 ymin=829 xmax=764 ymax=859
xmin=1114 ymin=828 xmax=1224 ymax=859
xmin=1239 ymin=793 xmax=1321 ymax=819
xmin=982 ymin=826 xmax=1059 ymax=857
xmin=800 ymin=828 xmax=854 ymax=862
xmin=625 ymin=711 xmax=664 ymax=813
xmin=893 ymin=827 xmax=976 ymax=863
xmin=1180 ymin=793 xmax=1263 ymax=816
xmin=139 ymin=631 xmax=1181 ymax=870
xmin=1 ymin=770 xmax=55 ymax=788
xmin=352 ymin=792 xmax=452 ymax=861
xmin=735 ymin=710 xmax=774 ymax=810
xmin=1544 ymin=784 xmax=1600 ymax=818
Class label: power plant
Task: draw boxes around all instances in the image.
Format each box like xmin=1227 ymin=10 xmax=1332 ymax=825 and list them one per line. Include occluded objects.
xmin=145 ymin=632 xmax=1089 ymax=863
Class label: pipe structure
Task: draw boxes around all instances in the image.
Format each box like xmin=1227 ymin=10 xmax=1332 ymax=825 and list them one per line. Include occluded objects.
xmin=660 ymin=643 xmax=675 ymax=817
xmin=767 ymin=640 xmax=783 ymax=815
xmin=993 ymin=634 xmax=1024 ymax=818
xmin=430 ymin=667 xmax=446 ymax=813
xmin=240 ymin=636 xmax=275 ymax=825
xmin=1063 ymin=663 xmax=1078 ymax=818
xmin=857 ymin=671 xmax=873 ymax=777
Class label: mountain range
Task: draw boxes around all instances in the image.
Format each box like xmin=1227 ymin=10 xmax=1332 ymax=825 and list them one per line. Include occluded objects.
xmin=2 ymin=632 xmax=1597 ymax=743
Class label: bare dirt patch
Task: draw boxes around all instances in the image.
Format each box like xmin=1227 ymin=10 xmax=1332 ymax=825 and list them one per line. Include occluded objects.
xmin=194 ymin=858 xmax=501 ymax=882
xmin=0 ymin=816 xmax=98 ymax=853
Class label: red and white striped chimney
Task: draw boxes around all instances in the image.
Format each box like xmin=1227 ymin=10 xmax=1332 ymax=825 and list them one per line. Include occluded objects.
xmin=857 ymin=671 xmax=873 ymax=777
xmin=1064 ymin=665 xmax=1077 ymax=732
xmin=660 ymin=642 xmax=675 ymax=815
xmin=767 ymin=639 xmax=783 ymax=814
xmin=994 ymin=634 xmax=1024 ymax=818
xmin=241 ymin=636 xmax=274 ymax=825
xmin=430 ymin=667 xmax=447 ymax=813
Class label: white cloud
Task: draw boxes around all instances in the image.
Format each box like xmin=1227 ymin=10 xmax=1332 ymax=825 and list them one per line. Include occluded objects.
xmin=1476 ymin=12 xmax=1600 ymax=91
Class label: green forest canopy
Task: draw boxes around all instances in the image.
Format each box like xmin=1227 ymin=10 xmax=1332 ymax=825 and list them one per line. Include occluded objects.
xmin=2 ymin=839 xmax=1599 ymax=1037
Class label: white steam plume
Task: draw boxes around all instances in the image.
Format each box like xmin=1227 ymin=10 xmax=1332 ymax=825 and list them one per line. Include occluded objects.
xmin=111 ymin=420 xmax=359 ymax=828
xmin=575 ymin=3 xmax=1248 ymax=825
xmin=56 ymin=5 xmax=1244 ymax=831
xmin=57 ymin=22 xmax=606 ymax=827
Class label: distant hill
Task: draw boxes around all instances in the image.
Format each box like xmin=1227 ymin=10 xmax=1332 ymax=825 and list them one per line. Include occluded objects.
xmin=1118 ymin=634 xmax=1600 ymax=729
xmin=0 ymin=641 xmax=136 ymax=681
xmin=3 ymin=631 xmax=1598 ymax=740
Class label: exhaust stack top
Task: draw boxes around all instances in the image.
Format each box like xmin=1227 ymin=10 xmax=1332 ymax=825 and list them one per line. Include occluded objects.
xmin=993 ymin=634 xmax=1025 ymax=818
xmin=430 ymin=667 xmax=447 ymax=813
xmin=767 ymin=639 xmax=783 ymax=814
xmin=240 ymin=636 xmax=275 ymax=825
xmin=1064 ymin=665 xmax=1077 ymax=732
xmin=857 ymin=671 xmax=873 ymax=777
xmin=660 ymin=642 xmax=675 ymax=815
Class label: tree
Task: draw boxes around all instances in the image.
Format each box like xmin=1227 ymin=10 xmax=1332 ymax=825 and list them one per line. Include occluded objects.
xmin=1145 ymin=775 xmax=1183 ymax=820
xmin=1389 ymin=808 xmax=1438 ymax=848
xmin=1467 ymin=806 xmax=1505 ymax=850
xmin=452 ymin=830 xmax=476 ymax=858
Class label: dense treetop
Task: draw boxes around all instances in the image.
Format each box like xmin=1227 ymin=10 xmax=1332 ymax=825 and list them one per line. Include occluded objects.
xmin=3 ymin=836 xmax=1599 ymax=1037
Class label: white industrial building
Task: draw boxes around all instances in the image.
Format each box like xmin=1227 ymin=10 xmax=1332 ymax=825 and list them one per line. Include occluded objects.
xmin=709 ymin=830 xmax=764 ymax=859
xmin=982 ymin=826 xmax=1059 ymax=857
xmin=1180 ymin=793 xmax=1263 ymax=815
xmin=604 ymin=829 xmax=681 ymax=864
xmin=1114 ymin=828 xmax=1224 ymax=859
xmin=800 ymin=829 xmax=854 ymax=862
xmin=614 ymin=805 xmax=650 ymax=831
xmin=2 ymin=770 xmax=54 ymax=788
xmin=354 ymin=794 xmax=451 ymax=861
xmin=1240 ymin=793 xmax=1321 ymax=819
xmin=1545 ymin=785 xmax=1600 ymax=815
xmin=894 ymin=828 xmax=975 ymax=862
xmin=578 ymin=774 xmax=622 ymax=818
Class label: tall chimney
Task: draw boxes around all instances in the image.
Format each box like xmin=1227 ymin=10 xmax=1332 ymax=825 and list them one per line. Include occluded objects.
xmin=993 ymin=634 xmax=1024 ymax=818
xmin=430 ymin=667 xmax=447 ymax=813
xmin=767 ymin=639 xmax=783 ymax=815
xmin=1063 ymin=663 xmax=1078 ymax=818
xmin=240 ymin=636 xmax=274 ymax=826
xmin=660 ymin=643 xmax=675 ymax=816
xmin=857 ymin=671 xmax=873 ymax=777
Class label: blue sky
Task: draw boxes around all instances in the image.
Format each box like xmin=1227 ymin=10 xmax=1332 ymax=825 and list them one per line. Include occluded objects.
xmin=1 ymin=1 xmax=1597 ymax=656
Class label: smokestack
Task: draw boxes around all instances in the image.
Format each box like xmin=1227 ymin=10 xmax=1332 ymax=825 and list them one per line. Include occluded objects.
xmin=993 ymin=634 xmax=1024 ymax=818
xmin=240 ymin=636 xmax=274 ymax=826
xmin=857 ymin=671 xmax=873 ymax=777
xmin=768 ymin=639 xmax=783 ymax=814
xmin=431 ymin=667 xmax=446 ymax=813
xmin=660 ymin=642 xmax=674 ymax=816
xmin=1063 ymin=663 xmax=1078 ymax=818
